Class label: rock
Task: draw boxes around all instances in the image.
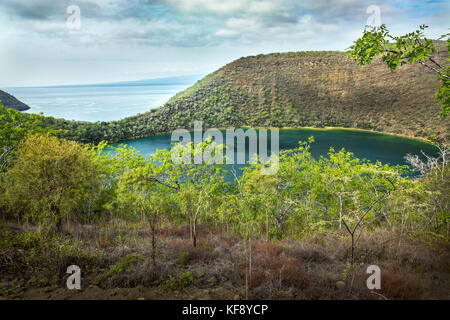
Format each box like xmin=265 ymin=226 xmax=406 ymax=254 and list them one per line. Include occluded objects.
xmin=0 ymin=90 xmax=30 ymax=111
xmin=137 ymin=297 xmax=145 ymax=300
xmin=233 ymin=294 xmax=240 ymax=300
xmin=336 ymin=281 xmax=346 ymax=290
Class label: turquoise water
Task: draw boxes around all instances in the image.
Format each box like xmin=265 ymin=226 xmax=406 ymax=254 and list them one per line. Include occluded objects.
xmin=114 ymin=128 xmax=438 ymax=175
xmin=4 ymin=85 xmax=191 ymax=122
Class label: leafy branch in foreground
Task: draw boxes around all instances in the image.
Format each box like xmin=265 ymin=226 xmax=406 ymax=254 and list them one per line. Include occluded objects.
xmin=346 ymin=24 xmax=450 ymax=117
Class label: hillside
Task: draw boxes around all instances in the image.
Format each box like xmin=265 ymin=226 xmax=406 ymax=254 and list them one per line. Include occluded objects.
xmin=0 ymin=90 xmax=30 ymax=111
xmin=46 ymin=48 xmax=449 ymax=144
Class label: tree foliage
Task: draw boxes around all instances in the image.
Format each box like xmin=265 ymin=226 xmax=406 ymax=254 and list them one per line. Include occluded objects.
xmin=2 ymin=133 xmax=448 ymax=245
xmin=0 ymin=103 xmax=54 ymax=172
xmin=2 ymin=134 xmax=101 ymax=229
xmin=347 ymin=24 xmax=450 ymax=117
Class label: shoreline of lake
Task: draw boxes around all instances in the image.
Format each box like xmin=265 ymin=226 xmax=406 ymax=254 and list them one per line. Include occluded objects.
xmin=112 ymin=125 xmax=437 ymax=148
xmin=241 ymin=126 xmax=437 ymax=146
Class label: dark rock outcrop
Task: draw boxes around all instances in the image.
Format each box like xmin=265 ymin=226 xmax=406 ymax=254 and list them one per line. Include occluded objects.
xmin=0 ymin=90 xmax=30 ymax=111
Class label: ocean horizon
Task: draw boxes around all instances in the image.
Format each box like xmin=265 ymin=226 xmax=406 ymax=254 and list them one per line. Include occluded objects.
xmin=3 ymin=77 xmax=201 ymax=122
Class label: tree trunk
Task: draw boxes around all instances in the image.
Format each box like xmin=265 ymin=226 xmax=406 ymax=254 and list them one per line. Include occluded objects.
xmin=56 ymin=217 xmax=62 ymax=232
xmin=192 ymin=192 xmax=203 ymax=248
xmin=193 ymin=220 xmax=197 ymax=248
xmin=249 ymin=237 xmax=252 ymax=281
xmin=151 ymin=220 xmax=156 ymax=267
xmin=351 ymin=234 xmax=354 ymax=265
xmin=52 ymin=203 xmax=62 ymax=232
xmin=148 ymin=213 xmax=157 ymax=267
xmin=189 ymin=217 xmax=193 ymax=241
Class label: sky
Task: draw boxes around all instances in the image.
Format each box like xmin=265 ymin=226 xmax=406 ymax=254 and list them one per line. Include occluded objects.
xmin=0 ymin=0 xmax=449 ymax=87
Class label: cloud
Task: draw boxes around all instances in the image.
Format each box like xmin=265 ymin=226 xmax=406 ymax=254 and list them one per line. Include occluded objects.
xmin=1 ymin=0 xmax=448 ymax=48
xmin=1 ymin=0 xmax=103 ymax=20
xmin=165 ymin=0 xmax=248 ymax=14
xmin=215 ymin=29 xmax=241 ymax=39
xmin=0 ymin=0 xmax=448 ymax=86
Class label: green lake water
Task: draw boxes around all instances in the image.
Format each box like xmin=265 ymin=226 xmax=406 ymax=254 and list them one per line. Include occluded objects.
xmin=114 ymin=128 xmax=438 ymax=176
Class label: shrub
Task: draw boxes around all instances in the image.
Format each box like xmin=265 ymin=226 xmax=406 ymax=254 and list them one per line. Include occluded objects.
xmin=2 ymin=134 xmax=102 ymax=229
xmin=381 ymin=269 xmax=424 ymax=299
xmin=162 ymin=272 xmax=195 ymax=291
xmin=241 ymin=241 xmax=307 ymax=291
xmin=0 ymin=227 xmax=106 ymax=289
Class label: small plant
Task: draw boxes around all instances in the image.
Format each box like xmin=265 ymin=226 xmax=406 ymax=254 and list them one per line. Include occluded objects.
xmin=162 ymin=272 xmax=195 ymax=291
xmin=177 ymin=251 xmax=191 ymax=266
xmin=102 ymin=253 xmax=143 ymax=281
xmin=342 ymin=261 xmax=351 ymax=281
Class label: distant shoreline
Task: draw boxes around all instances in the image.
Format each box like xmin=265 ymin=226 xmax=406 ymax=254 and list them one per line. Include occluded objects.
xmin=112 ymin=125 xmax=437 ymax=147
xmin=3 ymin=74 xmax=205 ymax=90
xmin=241 ymin=126 xmax=436 ymax=145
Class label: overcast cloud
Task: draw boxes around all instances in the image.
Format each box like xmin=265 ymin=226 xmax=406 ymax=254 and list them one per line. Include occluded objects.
xmin=0 ymin=0 xmax=448 ymax=86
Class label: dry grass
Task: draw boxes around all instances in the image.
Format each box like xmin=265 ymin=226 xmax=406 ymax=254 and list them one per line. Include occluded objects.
xmin=1 ymin=221 xmax=449 ymax=300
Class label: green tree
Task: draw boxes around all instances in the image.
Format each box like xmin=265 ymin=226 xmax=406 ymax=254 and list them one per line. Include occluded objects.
xmin=150 ymin=138 xmax=227 ymax=247
xmin=0 ymin=103 xmax=53 ymax=172
xmin=115 ymin=163 xmax=171 ymax=266
xmin=347 ymin=25 xmax=450 ymax=116
xmin=416 ymin=161 xmax=449 ymax=237
xmin=2 ymin=134 xmax=101 ymax=229
xmin=101 ymin=138 xmax=227 ymax=248
xmin=237 ymin=139 xmax=408 ymax=251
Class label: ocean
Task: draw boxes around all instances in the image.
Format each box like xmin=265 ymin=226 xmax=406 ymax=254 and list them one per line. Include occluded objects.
xmin=4 ymin=84 xmax=192 ymax=122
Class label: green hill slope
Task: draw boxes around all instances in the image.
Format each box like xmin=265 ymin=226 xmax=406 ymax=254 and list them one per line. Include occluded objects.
xmin=47 ymin=48 xmax=449 ymax=144
xmin=0 ymin=90 xmax=30 ymax=111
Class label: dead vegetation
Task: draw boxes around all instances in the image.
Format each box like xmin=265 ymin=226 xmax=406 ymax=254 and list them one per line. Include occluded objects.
xmin=1 ymin=221 xmax=448 ymax=300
